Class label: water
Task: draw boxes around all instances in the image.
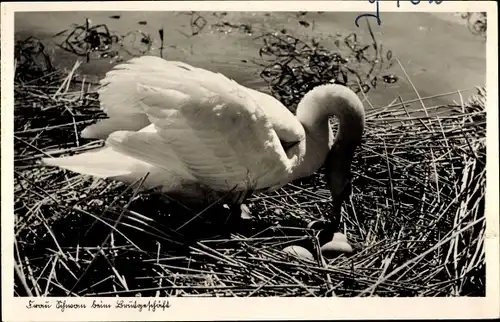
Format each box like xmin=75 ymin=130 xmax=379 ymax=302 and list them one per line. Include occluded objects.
xmin=14 ymin=11 xmax=486 ymax=108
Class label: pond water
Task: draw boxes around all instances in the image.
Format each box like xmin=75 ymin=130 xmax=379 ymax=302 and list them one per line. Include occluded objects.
xmin=14 ymin=11 xmax=486 ymax=108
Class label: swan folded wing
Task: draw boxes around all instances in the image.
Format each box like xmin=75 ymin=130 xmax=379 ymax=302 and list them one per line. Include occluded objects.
xmin=158 ymin=58 xmax=307 ymax=147
xmin=85 ymin=57 xmax=229 ymax=139
xmin=244 ymin=88 xmax=305 ymax=144
xmin=161 ymin=58 xmax=306 ymax=146
xmin=105 ymin=81 xmax=296 ymax=192
xmin=87 ymin=56 xmax=305 ymax=144
xmin=106 ymin=129 xmax=198 ymax=181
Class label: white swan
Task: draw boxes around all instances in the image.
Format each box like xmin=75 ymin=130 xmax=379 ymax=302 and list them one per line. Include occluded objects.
xmin=43 ymin=56 xmax=365 ymax=243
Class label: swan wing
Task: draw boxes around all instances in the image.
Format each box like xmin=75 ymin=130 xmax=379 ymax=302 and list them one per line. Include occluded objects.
xmin=83 ymin=57 xmax=305 ymax=145
xmin=243 ymin=88 xmax=305 ymax=144
xmin=89 ymin=57 xmax=302 ymax=192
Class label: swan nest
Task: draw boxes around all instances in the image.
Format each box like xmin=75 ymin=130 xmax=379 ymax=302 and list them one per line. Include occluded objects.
xmin=13 ymin=32 xmax=486 ymax=297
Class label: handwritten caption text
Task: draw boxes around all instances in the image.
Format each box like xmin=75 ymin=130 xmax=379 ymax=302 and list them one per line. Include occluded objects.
xmin=26 ymin=299 xmax=172 ymax=313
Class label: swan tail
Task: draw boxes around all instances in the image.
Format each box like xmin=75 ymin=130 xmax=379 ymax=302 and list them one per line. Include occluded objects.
xmin=42 ymin=148 xmax=138 ymax=179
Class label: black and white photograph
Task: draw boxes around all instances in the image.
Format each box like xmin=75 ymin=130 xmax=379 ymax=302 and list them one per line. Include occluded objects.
xmin=1 ymin=1 xmax=498 ymax=320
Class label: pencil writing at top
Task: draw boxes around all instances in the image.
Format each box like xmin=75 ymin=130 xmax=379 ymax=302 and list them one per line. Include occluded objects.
xmin=355 ymin=0 xmax=381 ymax=28
xmin=355 ymin=0 xmax=444 ymax=28
xmin=397 ymin=0 xmax=443 ymax=7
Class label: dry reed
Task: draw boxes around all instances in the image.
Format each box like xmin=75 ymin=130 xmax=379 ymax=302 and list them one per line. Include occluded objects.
xmin=13 ymin=17 xmax=486 ymax=297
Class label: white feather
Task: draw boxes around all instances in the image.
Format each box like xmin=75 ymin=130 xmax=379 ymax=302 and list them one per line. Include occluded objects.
xmin=43 ymin=56 xmax=365 ymax=204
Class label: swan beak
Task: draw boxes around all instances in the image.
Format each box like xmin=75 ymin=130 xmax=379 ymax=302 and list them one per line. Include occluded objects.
xmin=320 ymin=180 xmax=356 ymax=257
xmin=240 ymin=204 xmax=253 ymax=219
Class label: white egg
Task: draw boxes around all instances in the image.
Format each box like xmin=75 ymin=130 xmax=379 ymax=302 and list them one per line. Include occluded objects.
xmin=283 ymin=245 xmax=314 ymax=261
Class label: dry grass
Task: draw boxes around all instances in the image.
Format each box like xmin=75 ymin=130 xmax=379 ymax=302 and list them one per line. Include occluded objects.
xmin=13 ymin=20 xmax=486 ymax=297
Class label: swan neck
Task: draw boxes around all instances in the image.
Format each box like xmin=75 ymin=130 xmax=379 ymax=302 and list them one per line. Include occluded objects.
xmin=296 ymin=84 xmax=365 ymax=143
xmin=296 ymin=84 xmax=365 ymax=197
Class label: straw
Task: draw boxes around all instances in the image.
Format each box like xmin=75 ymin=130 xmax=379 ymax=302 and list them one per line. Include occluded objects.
xmin=13 ymin=13 xmax=486 ymax=297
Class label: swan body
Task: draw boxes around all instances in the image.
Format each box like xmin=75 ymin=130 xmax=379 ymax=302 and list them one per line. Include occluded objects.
xmin=43 ymin=56 xmax=365 ymax=207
